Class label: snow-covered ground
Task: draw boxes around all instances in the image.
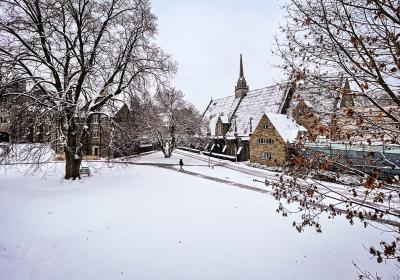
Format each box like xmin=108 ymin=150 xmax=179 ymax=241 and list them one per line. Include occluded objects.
xmin=0 ymin=151 xmax=397 ymax=279
xmin=133 ymin=151 xmax=273 ymax=190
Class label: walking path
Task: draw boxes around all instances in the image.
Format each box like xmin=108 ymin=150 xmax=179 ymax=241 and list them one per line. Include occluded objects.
xmin=162 ymin=165 xmax=270 ymax=194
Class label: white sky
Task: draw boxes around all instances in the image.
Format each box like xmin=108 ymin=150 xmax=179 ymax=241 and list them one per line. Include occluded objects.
xmin=151 ymin=0 xmax=286 ymax=111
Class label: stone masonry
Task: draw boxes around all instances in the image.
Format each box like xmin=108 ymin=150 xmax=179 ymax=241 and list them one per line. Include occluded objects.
xmin=250 ymin=114 xmax=289 ymax=166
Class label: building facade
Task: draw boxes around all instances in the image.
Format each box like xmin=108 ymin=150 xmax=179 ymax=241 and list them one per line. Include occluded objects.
xmin=0 ymin=81 xmax=52 ymax=144
xmin=250 ymin=113 xmax=305 ymax=166
xmin=1 ymin=80 xmax=151 ymax=158
xmin=200 ymin=55 xmax=304 ymax=166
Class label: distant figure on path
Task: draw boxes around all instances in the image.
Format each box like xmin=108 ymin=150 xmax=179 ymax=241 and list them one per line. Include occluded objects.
xmin=179 ymin=159 xmax=184 ymax=171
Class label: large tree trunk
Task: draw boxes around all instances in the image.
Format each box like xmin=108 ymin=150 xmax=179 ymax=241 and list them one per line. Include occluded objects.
xmin=161 ymin=141 xmax=170 ymax=158
xmin=64 ymin=118 xmax=82 ymax=180
xmin=65 ymin=151 xmax=82 ymax=180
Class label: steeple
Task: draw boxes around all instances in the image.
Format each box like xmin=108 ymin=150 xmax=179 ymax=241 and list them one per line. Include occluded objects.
xmin=235 ymin=54 xmax=249 ymax=99
xmin=239 ymin=54 xmax=244 ymax=78
xmin=340 ymin=78 xmax=354 ymax=108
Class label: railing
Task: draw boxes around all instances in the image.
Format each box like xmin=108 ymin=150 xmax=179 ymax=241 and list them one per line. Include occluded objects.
xmin=177 ymin=147 xmax=237 ymax=162
xmin=301 ymin=142 xmax=400 ymax=178
xmin=177 ymin=146 xmax=201 ymax=154
xmin=202 ymin=151 xmax=237 ymax=161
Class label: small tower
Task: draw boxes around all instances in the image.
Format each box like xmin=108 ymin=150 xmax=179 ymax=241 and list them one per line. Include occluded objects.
xmin=235 ymin=54 xmax=249 ymax=99
xmin=340 ymin=78 xmax=354 ymax=108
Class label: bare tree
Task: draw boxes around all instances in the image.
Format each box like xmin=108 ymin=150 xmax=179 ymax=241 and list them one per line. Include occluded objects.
xmin=143 ymin=87 xmax=202 ymax=158
xmin=276 ymin=0 xmax=400 ymax=116
xmin=109 ymin=93 xmax=154 ymax=157
xmin=0 ymin=0 xmax=175 ymax=179
xmin=274 ymin=0 xmax=400 ymax=272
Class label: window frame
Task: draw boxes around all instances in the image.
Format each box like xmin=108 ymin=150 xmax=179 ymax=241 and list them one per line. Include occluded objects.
xmin=260 ymin=151 xmax=272 ymax=160
xmin=93 ymin=129 xmax=100 ymax=139
xmin=92 ymin=115 xmax=99 ymax=123
xmin=257 ymin=138 xmax=275 ymax=145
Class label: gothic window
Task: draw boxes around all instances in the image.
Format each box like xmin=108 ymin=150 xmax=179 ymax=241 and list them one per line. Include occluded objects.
xmin=263 ymin=124 xmax=269 ymax=130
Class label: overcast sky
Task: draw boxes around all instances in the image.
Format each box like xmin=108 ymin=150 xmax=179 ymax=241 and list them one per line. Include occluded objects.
xmin=151 ymin=0 xmax=286 ymax=111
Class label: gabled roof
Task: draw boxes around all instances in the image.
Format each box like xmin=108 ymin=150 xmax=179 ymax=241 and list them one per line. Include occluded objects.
xmin=265 ymin=113 xmax=306 ymax=143
xmin=203 ymin=83 xmax=288 ymax=137
xmin=227 ymin=85 xmax=287 ymax=137
xmin=287 ymin=82 xmax=341 ymax=126
xmin=219 ymin=115 xmax=229 ymax=124
xmin=203 ymin=95 xmax=237 ymax=134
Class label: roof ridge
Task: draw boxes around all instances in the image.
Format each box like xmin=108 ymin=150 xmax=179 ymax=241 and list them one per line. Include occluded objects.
xmin=211 ymin=84 xmax=282 ymax=101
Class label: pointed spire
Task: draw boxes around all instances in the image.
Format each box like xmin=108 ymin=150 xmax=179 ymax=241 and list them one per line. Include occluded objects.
xmin=340 ymin=77 xmax=354 ymax=108
xmin=235 ymin=54 xmax=249 ymax=98
xmin=239 ymin=54 xmax=244 ymax=79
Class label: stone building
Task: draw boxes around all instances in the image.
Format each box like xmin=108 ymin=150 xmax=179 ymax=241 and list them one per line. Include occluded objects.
xmin=0 ymin=79 xmax=150 ymax=158
xmin=51 ymin=100 xmax=153 ymax=158
xmin=200 ymin=55 xmax=400 ymax=167
xmin=0 ymin=78 xmax=155 ymax=159
xmin=250 ymin=113 xmax=306 ymax=166
xmin=287 ymin=79 xmax=355 ymax=140
xmin=201 ymin=55 xmax=300 ymax=164
xmin=51 ymin=112 xmax=113 ymax=158
xmin=0 ymin=81 xmax=52 ymax=144
xmin=336 ymin=103 xmax=400 ymax=144
xmin=200 ymin=56 xmax=361 ymax=166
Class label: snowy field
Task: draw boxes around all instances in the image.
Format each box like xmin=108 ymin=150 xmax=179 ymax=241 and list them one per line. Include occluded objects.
xmin=0 ymin=151 xmax=398 ymax=279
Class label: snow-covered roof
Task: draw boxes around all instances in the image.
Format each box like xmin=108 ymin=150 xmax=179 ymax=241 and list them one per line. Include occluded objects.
xmin=220 ymin=116 xmax=229 ymax=124
xmin=287 ymin=81 xmax=341 ymax=125
xmin=74 ymin=98 xmax=127 ymax=119
xmin=203 ymin=95 xmax=237 ymax=134
xmin=265 ymin=113 xmax=306 ymax=143
xmin=100 ymin=98 xmax=127 ymax=117
xmin=203 ymin=83 xmax=288 ymax=137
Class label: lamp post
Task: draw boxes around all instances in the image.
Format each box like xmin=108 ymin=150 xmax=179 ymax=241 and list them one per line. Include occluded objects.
xmin=206 ymin=133 xmax=211 ymax=167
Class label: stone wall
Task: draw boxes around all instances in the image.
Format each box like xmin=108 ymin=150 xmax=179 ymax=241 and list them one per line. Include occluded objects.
xmin=215 ymin=118 xmax=224 ymax=137
xmin=291 ymin=100 xmax=329 ymax=139
xmin=215 ymin=117 xmax=230 ymax=137
xmin=225 ymin=140 xmax=237 ymax=156
xmin=249 ymin=114 xmax=288 ymax=166
xmin=51 ymin=115 xmax=112 ymax=158
xmin=202 ymin=136 xmax=250 ymax=162
xmin=237 ymin=138 xmax=250 ymax=161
